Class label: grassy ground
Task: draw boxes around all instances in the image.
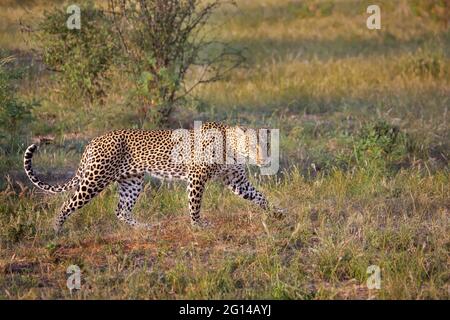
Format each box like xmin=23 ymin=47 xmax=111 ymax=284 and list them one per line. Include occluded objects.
xmin=0 ymin=0 xmax=449 ymax=299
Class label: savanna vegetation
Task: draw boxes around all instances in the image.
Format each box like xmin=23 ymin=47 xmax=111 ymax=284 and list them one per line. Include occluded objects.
xmin=0 ymin=0 xmax=448 ymax=299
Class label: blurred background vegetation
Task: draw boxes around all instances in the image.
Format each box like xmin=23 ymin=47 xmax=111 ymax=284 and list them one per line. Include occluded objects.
xmin=0 ymin=0 xmax=448 ymax=299
xmin=0 ymin=0 xmax=448 ymax=182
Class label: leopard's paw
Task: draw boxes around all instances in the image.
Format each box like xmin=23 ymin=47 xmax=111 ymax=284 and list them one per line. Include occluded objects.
xmin=191 ymin=218 xmax=212 ymax=229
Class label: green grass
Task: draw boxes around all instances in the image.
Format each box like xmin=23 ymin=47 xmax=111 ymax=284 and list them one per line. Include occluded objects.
xmin=1 ymin=169 xmax=448 ymax=299
xmin=0 ymin=0 xmax=449 ymax=299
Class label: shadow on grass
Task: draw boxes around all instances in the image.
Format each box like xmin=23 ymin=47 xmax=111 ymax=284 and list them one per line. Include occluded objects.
xmin=229 ymin=31 xmax=450 ymax=63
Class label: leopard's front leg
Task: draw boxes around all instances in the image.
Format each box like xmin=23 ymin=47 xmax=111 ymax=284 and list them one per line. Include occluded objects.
xmin=187 ymin=172 xmax=211 ymax=228
xmin=222 ymin=165 xmax=286 ymax=218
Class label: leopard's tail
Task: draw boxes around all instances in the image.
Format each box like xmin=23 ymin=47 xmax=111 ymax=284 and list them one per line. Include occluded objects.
xmin=23 ymin=144 xmax=79 ymax=194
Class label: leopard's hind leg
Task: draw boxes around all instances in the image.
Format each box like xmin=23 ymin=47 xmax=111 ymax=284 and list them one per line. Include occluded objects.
xmin=54 ymin=177 xmax=110 ymax=232
xmin=116 ymin=174 xmax=150 ymax=229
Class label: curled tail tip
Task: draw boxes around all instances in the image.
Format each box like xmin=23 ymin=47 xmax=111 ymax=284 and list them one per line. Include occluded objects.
xmin=24 ymin=144 xmax=38 ymax=170
xmin=23 ymin=143 xmax=78 ymax=194
xmin=28 ymin=143 xmax=38 ymax=151
xmin=24 ymin=144 xmax=38 ymax=158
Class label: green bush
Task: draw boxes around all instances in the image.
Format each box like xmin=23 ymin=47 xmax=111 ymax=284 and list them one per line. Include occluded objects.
xmin=352 ymin=120 xmax=409 ymax=174
xmin=108 ymin=0 xmax=242 ymax=126
xmin=0 ymin=54 xmax=38 ymax=154
xmin=32 ymin=2 xmax=116 ymax=104
xmin=29 ymin=0 xmax=241 ymax=125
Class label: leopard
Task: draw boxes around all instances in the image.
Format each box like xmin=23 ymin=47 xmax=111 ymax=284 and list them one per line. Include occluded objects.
xmin=24 ymin=122 xmax=284 ymax=233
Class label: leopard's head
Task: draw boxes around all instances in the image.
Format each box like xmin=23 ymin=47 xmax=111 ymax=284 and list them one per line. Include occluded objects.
xmin=228 ymin=126 xmax=272 ymax=167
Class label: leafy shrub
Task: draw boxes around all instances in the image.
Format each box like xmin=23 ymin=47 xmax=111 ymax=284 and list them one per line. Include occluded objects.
xmin=352 ymin=120 xmax=409 ymax=174
xmin=29 ymin=0 xmax=241 ymax=125
xmin=0 ymin=54 xmax=38 ymax=154
xmin=31 ymin=2 xmax=116 ymax=104
xmin=108 ymin=0 xmax=242 ymax=126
